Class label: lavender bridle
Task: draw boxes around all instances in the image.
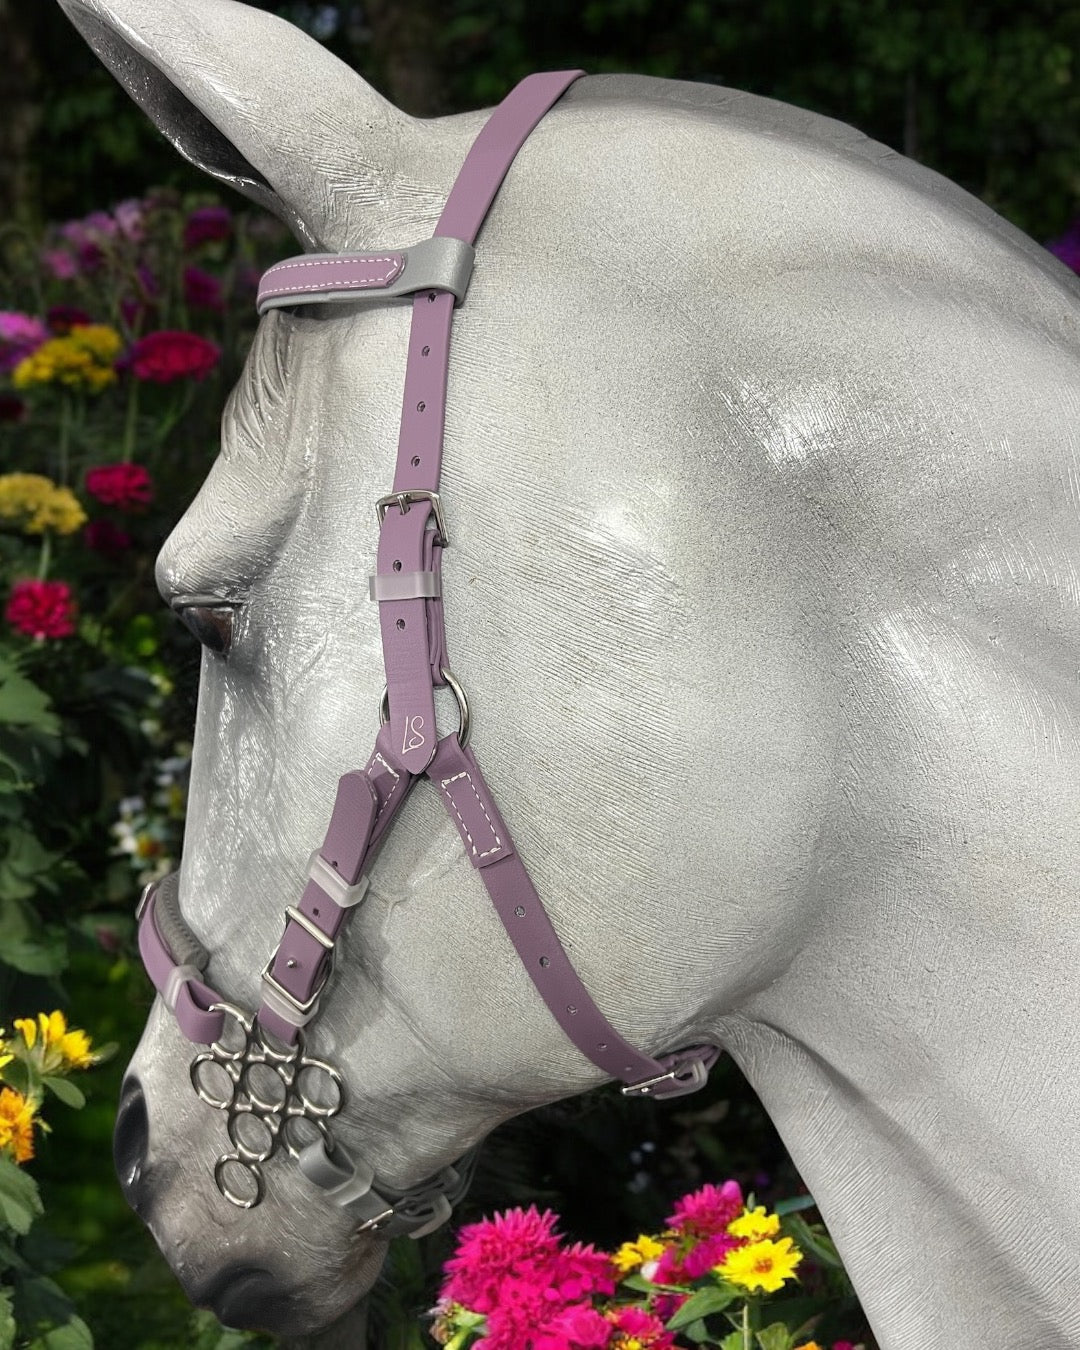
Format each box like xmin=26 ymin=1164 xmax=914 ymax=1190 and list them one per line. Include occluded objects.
xmin=136 ymin=71 xmax=719 ymax=1236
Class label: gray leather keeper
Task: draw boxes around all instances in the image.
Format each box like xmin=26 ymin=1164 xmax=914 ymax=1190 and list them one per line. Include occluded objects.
xmin=258 ymin=236 xmax=476 ymax=312
xmin=154 ymin=871 xmax=210 ymax=971
xmin=368 ymin=570 xmax=441 ymax=601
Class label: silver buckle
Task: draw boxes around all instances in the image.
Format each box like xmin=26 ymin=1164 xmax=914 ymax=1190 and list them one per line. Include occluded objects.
xmin=355 ymin=1206 xmax=396 ymax=1234
xmin=375 ymin=490 xmax=449 ymax=546
xmin=135 ymin=881 xmax=155 ymax=923
xmin=260 ymin=912 xmax=335 ymax=1017
xmin=621 ymin=1055 xmax=710 ymax=1099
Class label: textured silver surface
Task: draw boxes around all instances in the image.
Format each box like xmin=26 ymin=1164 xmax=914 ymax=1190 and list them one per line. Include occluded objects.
xmin=58 ymin=0 xmax=1080 ymax=1343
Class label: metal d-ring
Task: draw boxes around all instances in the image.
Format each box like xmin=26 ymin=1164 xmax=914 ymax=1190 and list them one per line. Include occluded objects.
xmin=379 ymin=667 xmax=470 ymax=748
xmin=215 ymin=1154 xmax=265 ymax=1209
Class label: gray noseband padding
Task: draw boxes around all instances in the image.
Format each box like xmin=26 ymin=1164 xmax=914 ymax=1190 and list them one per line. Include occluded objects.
xmin=154 ymin=871 xmax=210 ymax=971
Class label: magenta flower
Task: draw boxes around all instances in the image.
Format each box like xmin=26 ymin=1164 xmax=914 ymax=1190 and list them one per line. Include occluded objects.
xmin=5 ymin=579 xmax=77 ymax=640
xmin=84 ymin=519 xmax=133 ymax=558
xmin=655 ymin=1228 xmax=740 ymax=1283
xmin=113 ymin=198 xmax=145 ymax=242
xmin=440 ymin=1206 xmax=562 ymax=1314
xmin=129 ymin=330 xmax=219 ymax=383
xmin=666 ymin=1180 xmax=744 ymax=1238
xmin=606 ymin=1305 xmax=675 ymax=1348
xmin=183 ymin=265 xmax=225 ymax=311
xmin=85 ymin=463 xmax=153 ymax=511
xmin=0 ymin=311 xmax=48 ymax=373
xmin=549 ymin=1242 xmax=616 ymax=1301
xmin=536 ymin=1302 xmax=613 ymax=1349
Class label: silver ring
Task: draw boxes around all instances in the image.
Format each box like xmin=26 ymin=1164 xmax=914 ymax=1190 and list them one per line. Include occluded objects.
xmin=191 ymin=1053 xmax=239 ymax=1111
xmin=282 ymin=1113 xmax=332 ymax=1161
xmin=227 ymin=1109 xmax=279 ymax=1164
xmin=240 ymin=1059 xmax=292 ymax=1114
xmin=379 ymin=666 xmax=470 ymax=748
xmin=208 ymin=1002 xmax=254 ymax=1062
xmin=293 ymin=1058 xmax=344 ymax=1119
xmin=215 ymin=1154 xmax=265 ymax=1209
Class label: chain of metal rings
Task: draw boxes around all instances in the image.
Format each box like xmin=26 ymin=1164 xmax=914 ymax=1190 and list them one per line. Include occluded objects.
xmin=189 ymin=1002 xmax=344 ymax=1209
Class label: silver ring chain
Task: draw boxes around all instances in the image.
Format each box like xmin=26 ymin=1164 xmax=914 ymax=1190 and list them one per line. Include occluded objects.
xmin=190 ymin=1002 xmax=344 ymax=1208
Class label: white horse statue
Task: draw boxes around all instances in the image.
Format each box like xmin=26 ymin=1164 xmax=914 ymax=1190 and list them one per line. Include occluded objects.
xmin=58 ymin=0 xmax=1080 ymax=1345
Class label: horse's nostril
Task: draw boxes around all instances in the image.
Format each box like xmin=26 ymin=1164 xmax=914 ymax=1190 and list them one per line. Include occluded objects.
xmin=211 ymin=1268 xmax=291 ymax=1331
xmin=113 ymin=1075 xmax=149 ymax=1209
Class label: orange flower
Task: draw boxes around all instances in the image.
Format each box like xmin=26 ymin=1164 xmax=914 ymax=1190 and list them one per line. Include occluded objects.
xmin=0 ymin=1087 xmax=36 ymax=1163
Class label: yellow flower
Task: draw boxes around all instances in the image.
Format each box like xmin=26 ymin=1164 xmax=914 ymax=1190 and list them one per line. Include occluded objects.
xmin=794 ymin=1343 xmax=824 ymax=1350
xmin=716 ymin=1236 xmax=802 ymax=1293
xmin=612 ymin=1233 xmax=667 ymax=1274
xmin=16 ymin=1011 xmax=96 ymax=1070
xmin=0 ymin=473 xmax=87 ymax=535
xmin=0 ymin=1087 xmax=36 ymax=1163
xmin=727 ymin=1205 xmax=781 ymax=1243
xmin=12 ymin=325 xmax=121 ymax=394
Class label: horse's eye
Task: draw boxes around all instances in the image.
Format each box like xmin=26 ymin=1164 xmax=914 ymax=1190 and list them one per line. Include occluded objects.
xmin=171 ymin=596 xmax=240 ymax=655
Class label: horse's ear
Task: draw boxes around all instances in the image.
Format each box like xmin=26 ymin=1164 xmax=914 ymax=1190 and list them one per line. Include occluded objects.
xmin=56 ymin=0 xmax=410 ymax=249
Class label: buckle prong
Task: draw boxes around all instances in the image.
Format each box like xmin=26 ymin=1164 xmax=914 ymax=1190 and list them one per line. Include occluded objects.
xmin=375 ymin=490 xmax=449 ymax=546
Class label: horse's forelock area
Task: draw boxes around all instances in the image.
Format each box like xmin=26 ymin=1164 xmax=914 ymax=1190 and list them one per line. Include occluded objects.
xmin=134 ymin=71 xmax=1080 ymax=1342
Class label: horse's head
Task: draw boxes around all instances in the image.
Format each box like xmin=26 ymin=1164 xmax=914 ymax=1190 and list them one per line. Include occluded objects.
xmin=60 ymin=0 xmax=835 ymax=1332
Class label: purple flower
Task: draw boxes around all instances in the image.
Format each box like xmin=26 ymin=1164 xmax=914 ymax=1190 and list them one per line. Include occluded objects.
xmin=184 ymin=205 xmax=232 ymax=249
xmin=1047 ymin=220 xmax=1080 ymax=274
xmin=0 ymin=311 xmax=48 ymax=372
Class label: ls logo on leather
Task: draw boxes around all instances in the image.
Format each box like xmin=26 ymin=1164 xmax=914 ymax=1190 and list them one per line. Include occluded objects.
xmin=401 ymin=715 xmax=426 ymax=755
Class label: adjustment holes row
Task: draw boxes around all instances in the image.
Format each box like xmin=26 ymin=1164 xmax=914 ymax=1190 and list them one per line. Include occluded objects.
xmin=421 ymin=345 xmax=431 ymax=357
xmin=396 ymin=618 xmax=406 ymax=630
xmin=538 ymin=955 xmax=550 ymax=968
xmin=411 ymin=456 xmax=421 ymax=468
xmin=393 ymin=560 xmax=402 ymax=572
xmin=416 ymin=401 xmax=426 ymax=413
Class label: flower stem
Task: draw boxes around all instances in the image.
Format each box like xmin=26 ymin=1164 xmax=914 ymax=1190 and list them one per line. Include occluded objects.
xmin=37 ymin=532 xmax=52 ymax=582
xmin=122 ymin=377 xmax=139 ymax=463
xmin=57 ymin=397 xmax=70 ymax=486
xmin=742 ymin=1300 xmax=751 ymax=1350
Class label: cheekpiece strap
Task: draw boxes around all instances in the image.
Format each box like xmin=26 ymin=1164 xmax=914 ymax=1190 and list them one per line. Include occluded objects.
xmin=142 ymin=69 xmax=718 ymax=1116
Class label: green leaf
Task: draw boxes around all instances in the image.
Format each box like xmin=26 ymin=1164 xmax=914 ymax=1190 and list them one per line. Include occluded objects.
xmin=684 ymin=1319 xmax=711 ymax=1344
xmin=42 ymin=1077 xmax=85 ymax=1110
xmin=666 ymin=1285 xmax=739 ymax=1329
xmin=0 ymin=661 xmax=60 ymax=737
xmin=720 ymin=1333 xmax=747 ymax=1350
xmin=26 ymin=1313 xmax=93 ymax=1350
xmin=0 ymin=1287 xmax=15 ymax=1350
xmin=784 ymin=1215 xmax=846 ymax=1271
xmin=774 ymin=1194 xmax=817 ymax=1217
xmin=0 ymin=1155 xmax=43 ymax=1236
xmin=757 ymin=1323 xmax=794 ymax=1350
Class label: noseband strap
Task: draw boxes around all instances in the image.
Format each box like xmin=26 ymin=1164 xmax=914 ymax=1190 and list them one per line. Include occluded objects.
xmin=139 ymin=70 xmax=719 ymax=1223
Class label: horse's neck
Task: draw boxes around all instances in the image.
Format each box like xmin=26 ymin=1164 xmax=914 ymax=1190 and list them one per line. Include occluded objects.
xmin=723 ymin=931 xmax=1080 ymax=1346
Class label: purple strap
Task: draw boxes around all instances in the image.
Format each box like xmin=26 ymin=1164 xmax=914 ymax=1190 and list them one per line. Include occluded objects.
xmin=142 ymin=71 xmax=718 ymax=1101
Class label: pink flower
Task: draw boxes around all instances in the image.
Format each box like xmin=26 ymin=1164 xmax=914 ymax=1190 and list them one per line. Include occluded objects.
xmin=440 ymin=1206 xmax=562 ymax=1314
xmin=42 ymin=248 xmax=78 ymax=280
xmin=183 ymin=266 xmax=225 ymax=311
xmin=184 ymin=205 xmax=232 ymax=249
xmin=605 ymin=1305 xmax=675 ymax=1348
xmin=129 ymin=330 xmax=219 ymax=383
xmin=5 ymin=579 xmax=77 ymax=640
xmin=536 ymin=1303 xmax=613 ymax=1349
xmin=84 ymin=519 xmax=133 ymax=558
xmin=479 ymin=1274 xmax=553 ymax=1350
xmin=656 ymin=1229 xmax=741 ymax=1283
xmin=832 ymin=1343 xmax=857 ymax=1350
xmin=549 ymin=1242 xmax=616 ymax=1301
xmin=85 ymin=463 xmax=153 ymax=511
xmin=0 ymin=311 xmax=48 ymax=372
xmin=666 ymin=1180 xmax=744 ymax=1238
xmin=650 ymin=1292 xmax=688 ymax=1323
xmin=113 ymin=198 xmax=145 ymax=241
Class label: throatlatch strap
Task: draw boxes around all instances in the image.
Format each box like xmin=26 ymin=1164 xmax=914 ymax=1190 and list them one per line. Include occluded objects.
xmin=144 ymin=71 xmax=718 ymax=1103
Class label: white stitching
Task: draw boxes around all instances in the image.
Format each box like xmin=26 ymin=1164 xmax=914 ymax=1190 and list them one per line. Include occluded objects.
xmin=263 ymin=255 xmax=399 ymax=273
xmin=439 ymin=770 xmax=503 ymax=858
xmin=372 ymin=752 xmax=403 ymax=812
xmin=261 ymin=257 xmax=402 ymax=296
